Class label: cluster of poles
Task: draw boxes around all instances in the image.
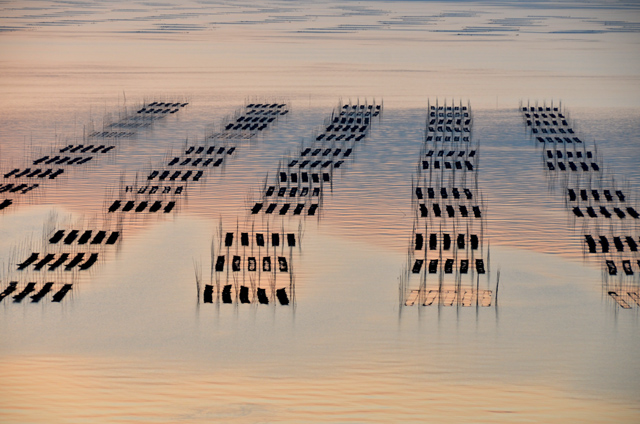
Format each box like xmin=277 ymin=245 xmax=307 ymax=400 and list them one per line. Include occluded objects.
xmin=401 ymin=99 xmax=497 ymax=309
xmin=520 ymin=100 xmax=639 ymax=309
xmin=0 ymin=99 xmax=189 ymax=305
xmin=201 ymin=99 xmax=382 ymax=307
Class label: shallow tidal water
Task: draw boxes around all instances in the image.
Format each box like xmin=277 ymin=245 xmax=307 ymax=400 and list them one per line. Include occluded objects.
xmin=1 ymin=1 xmax=639 ymax=423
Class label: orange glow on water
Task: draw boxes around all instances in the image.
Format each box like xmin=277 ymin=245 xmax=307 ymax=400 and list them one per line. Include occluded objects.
xmin=1 ymin=355 xmax=638 ymax=423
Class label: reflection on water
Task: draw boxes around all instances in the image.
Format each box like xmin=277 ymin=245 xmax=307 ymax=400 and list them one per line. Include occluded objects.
xmin=1 ymin=99 xmax=639 ymax=422
xmin=1 ymin=0 xmax=640 ymax=421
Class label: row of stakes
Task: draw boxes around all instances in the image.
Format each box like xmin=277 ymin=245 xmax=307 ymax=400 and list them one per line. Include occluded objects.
xmin=402 ymin=99 xmax=494 ymax=308
xmin=250 ymin=101 xmax=382 ymax=217
xmin=520 ymin=100 xmax=639 ymax=309
xmin=203 ymin=100 xmax=382 ymax=305
xmin=1 ymin=100 xmax=189 ymax=304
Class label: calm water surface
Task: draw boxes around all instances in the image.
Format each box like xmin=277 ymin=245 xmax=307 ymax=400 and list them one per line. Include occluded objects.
xmin=1 ymin=0 xmax=639 ymax=422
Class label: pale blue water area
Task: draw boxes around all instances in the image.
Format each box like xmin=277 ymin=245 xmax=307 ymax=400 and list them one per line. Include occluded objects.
xmin=1 ymin=0 xmax=639 ymax=422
